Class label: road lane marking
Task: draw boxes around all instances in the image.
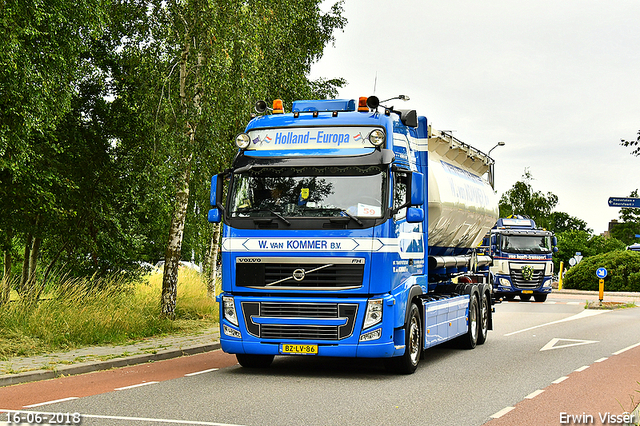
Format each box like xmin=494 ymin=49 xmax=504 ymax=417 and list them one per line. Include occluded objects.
xmin=114 ymin=381 xmax=159 ymax=391
xmin=525 ymin=389 xmax=544 ymax=399
xmin=552 ymin=376 xmax=568 ymax=384
xmin=185 ymin=368 xmax=219 ymax=376
xmin=574 ymin=365 xmax=589 ymax=372
xmin=0 ymin=410 xmax=245 ymax=426
xmin=540 ymin=338 xmax=598 ymax=351
xmin=504 ymin=309 xmax=609 ymax=336
xmin=23 ymin=397 xmax=79 ymax=408
xmin=490 ymin=406 xmax=515 ymax=418
xmin=595 ymin=357 xmax=608 ymax=362
xmin=612 ymin=341 xmax=640 ymax=355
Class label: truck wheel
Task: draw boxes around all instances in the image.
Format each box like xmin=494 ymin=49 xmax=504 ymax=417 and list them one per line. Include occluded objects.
xmin=457 ymin=294 xmax=479 ymax=349
xmin=477 ymin=292 xmax=489 ymax=345
xmin=236 ymin=354 xmax=274 ymax=368
xmin=520 ymin=294 xmax=532 ymax=302
xmin=534 ymin=294 xmax=548 ymax=302
xmin=384 ymin=303 xmax=421 ymax=374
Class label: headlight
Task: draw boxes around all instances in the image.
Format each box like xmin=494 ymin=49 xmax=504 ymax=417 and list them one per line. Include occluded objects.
xmin=368 ymin=129 xmax=385 ymax=147
xmin=222 ymin=296 xmax=238 ymax=326
xmin=235 ymin=133 xmax=251 ymax=149
xmin=499 ymin=278 xmax=511 ymax=287
xmin=363 ymin=298 xmax=383 ymax=329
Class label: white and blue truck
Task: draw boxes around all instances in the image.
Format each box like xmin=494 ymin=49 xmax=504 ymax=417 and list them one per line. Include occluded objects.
xmin=482 ymin=217 xmax=557 ymax=302
xmin=208 ymin=96 xmax=499 ymax=373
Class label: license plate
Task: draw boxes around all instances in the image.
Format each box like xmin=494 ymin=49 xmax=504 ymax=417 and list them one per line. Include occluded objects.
xmin=280 ymin=344 xmax=318 ymax=355
xmin=522 ymin=290 xmax=534 ymax=294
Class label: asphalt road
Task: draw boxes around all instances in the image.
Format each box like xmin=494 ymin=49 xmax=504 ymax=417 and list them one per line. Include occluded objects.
xmin=2 ymin=294 xmax=639 ymax=426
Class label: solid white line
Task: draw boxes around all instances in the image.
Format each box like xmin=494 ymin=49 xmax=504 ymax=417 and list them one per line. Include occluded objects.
xmin=185 ymin=368 xmax=219 ymax=377
xmin=114 ymin=381 xmax=159 ymax=391
xmin=544 ymin=301 xmax=557 ymax=304
xmin=552 ymin=376 xmax=568 ymax=384
xmin=0 ymin=410 xmax=245 ymax=426
xmin=504 ymin=309 xmax=609 ymax=336
xmin=612 ymin=341 xmax=640 ymax=355
xmin=23 ymin=397 xmax=79 ymax=408
xmin=567 ymin=301 xmax=580 ymax=305
xmin=595 ymin=357 xmax=608 ymax=362
xmin=525 ymin=389 xmax=544 ymax=399
xmin=574 ymin=365 xmax=589 ymax=372
xmin=490 ymin=406 xmax=515 ymax=419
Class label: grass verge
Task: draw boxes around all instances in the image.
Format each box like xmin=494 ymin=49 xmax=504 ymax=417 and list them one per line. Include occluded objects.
xmin=0 ymin=269 xmax=219 ymax=361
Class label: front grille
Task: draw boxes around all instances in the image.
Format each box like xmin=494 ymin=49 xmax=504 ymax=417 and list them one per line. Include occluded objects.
xmin=236 ymin=258 xmax=364 ymax=290
xmin=241 ymin=302 xmax=358 ymax=340
xmin=510 ymin=268 xmax=545 ymax=289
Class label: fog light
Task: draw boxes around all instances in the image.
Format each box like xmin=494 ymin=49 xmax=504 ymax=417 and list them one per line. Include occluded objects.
xmin=360 ymin=328 xmax=382 ymax=342
xmin=223 ymin=324 xmax=241 ymax=338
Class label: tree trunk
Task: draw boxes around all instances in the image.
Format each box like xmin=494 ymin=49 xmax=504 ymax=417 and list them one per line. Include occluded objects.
xmin=160 ymin=157 xmax=192 ymax=319
xmin=206 ymin=222 xmax=221 ymax=298
xmin=19 ymin=233 xmax=33 ymax=295
xmin=1 ymin=250 xmax=11 ymax=305
xmin=25 ymin=236 xmax=43 ymax=302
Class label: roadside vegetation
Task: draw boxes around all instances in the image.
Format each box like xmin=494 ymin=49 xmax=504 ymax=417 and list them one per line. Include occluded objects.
xmin=564 ymin=250 xmax=640 ymax=292
xmin=0 ymin=269 xmax=218 ymax=360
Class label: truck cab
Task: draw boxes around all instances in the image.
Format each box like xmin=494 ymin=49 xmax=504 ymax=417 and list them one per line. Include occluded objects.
xmin=482 ymin=217 xmax=557 ymax=302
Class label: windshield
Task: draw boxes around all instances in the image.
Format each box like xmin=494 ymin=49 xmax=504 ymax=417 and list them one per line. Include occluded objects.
xmin=229 ymin=165 xmax=386 ymax=219
xmin=500 ymin=235 xmax=552 ymax=254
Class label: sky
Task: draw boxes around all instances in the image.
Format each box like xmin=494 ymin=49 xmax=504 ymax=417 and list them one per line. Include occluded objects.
xmin=309 ymin=0 xmax=640 ymax=235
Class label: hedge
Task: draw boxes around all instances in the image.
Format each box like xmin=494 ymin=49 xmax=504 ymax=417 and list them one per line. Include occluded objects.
xmin=564 ymin=250 xmax=640 ymax=292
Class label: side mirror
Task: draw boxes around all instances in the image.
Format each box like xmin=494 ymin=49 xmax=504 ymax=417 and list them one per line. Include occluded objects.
xmin=406 ymin=207 xmax=424 ymax=223
xmin=410 ymin=172 xmax=424 ymax=206
xmin=208 ymin=209 xmax=221 ymax=223
xmin=208 ymin=174 xmax=223 ymax=223
xmin=552 ymin=236 xmax=558 ymax=246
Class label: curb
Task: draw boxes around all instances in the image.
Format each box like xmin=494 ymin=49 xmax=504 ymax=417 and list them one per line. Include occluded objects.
xmin=0 ymin=342 xmax=221 ymax=388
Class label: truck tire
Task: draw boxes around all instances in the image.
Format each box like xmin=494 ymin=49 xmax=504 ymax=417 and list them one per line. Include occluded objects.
xmin=534 ymin=294 xmax=548 ymax=302
xmin=457 ymin=294 xmax=480 ymax=349
xmin=477 ymin=291 xmax=489 ymax=345
xmin=384 ymin=303 xmax=421 ymax=374
xmin=236 ymin=354 xmax=274 ymax=368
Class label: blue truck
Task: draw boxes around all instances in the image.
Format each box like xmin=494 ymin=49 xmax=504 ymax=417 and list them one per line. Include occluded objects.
xmin=482 ymin=217 xmax=557 ymax=302
xmin=208 ymin=96 xmax=499 ymax=373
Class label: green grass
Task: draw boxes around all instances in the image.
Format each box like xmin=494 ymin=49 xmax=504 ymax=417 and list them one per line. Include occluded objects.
xmin=0 ymin=269 xmax=219 ymax=360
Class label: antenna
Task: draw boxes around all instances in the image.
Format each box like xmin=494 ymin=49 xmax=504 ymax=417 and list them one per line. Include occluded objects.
xmin=373 ymin=71 xmax=378 ymax=94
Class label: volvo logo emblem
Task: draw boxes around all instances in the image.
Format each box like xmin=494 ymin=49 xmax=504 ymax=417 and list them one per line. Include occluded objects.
xmin=292 ymin=268 xmax=306 ymax=281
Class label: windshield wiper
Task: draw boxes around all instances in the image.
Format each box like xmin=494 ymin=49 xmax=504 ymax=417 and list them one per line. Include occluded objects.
xmin=339 ymin=209 xmax=363 ymax=226
xmin=234 ymin=207 xmax=291 ymax=226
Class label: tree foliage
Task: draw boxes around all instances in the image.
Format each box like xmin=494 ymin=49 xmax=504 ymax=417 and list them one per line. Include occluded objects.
xmin=499 ymin=169 xmax=558 ymax=229
xmin=555 ymin=230 xmax=626 ymax=272
xmin=0 ymin=0 xmax=347 ymax=312
xmin=564 ymin=250 xmax=640 ymax=292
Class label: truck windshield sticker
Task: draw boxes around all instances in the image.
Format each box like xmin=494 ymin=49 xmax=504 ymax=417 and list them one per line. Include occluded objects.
xmin=246 ymin=127 xmax=379 ymax=150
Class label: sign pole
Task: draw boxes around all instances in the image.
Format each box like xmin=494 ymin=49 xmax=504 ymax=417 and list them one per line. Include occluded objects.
xmin=599 ymin=279 xmax=604 ymax=302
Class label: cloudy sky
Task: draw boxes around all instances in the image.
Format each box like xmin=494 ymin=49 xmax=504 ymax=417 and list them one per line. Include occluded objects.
xmin=310 ymin=0 xmax=640 ymax=234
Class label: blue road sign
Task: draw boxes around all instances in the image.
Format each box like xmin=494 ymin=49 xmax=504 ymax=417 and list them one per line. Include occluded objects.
xmin=608 ymin=197 xmax=640 ymax=208
xmin=596 ymin=267 xmax=608 ymax=279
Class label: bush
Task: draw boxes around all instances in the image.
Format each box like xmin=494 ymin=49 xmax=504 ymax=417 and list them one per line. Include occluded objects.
xmin=564 ymin=250 xmax=640 ymax=292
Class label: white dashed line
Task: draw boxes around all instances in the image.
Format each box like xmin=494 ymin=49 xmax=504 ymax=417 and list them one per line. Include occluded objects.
xmin=114 ymin=381 xmax=159 ymax=391
xmin=574 ymin=365 xmax=589 ymax=372
xmin=23 ymin=397 xmax=79 ymax=408
xmin=525 ymin=389 xmax=544 ymax=399
xmin=552 ymin=376 xmax=568 ymax=384
xmin=613 ymin=342 xmax=640 ymax=355
xmin=185 ymin=368 xmax=219 ymax=376
xmin=490 ymin=406 xmax=515 ymax=419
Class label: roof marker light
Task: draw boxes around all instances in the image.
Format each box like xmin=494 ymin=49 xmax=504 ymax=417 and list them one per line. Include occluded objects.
xmin=358 ymin=97 xmax=369 ymax=112
xmin=273 ymin=99 xmax=284 ymax=114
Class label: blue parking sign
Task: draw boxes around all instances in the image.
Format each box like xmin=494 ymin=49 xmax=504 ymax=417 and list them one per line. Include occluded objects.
xmin=596 ymin=267 xmax=607 ymax=279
